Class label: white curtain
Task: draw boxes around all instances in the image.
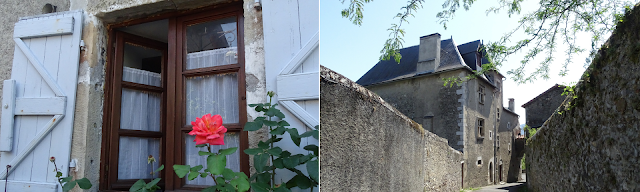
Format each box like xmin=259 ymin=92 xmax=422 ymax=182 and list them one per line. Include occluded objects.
xmin=185 ymin=73 xmax=239 ymax=125
xmin=185 ymin=133 xmax=241 ymax=186
xmin=118 ymin=67 xmax=163 ymax=179
xmin=118 ymin=137 xmax=161 ymax=180
xmin=185 ymin=47 xmax=237 ymax=70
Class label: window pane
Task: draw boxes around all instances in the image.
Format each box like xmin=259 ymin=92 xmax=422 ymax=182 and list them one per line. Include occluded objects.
xmin=185 ymin=73 xmax=239 ymax=125
xmin=123 ymin=43 xmax=162 ymax=86
xmin=184 ymin=132 xmax=240 ymax=185
xmin=120 ymin=88 xmax=162 ymax=132
xmin=185 ymin=17 xmax=237 ymax=70
xmin=118 ymin=137 xmax=161 ymax=180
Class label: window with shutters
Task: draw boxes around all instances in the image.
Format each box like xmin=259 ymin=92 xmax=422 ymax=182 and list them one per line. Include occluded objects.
xmin=101 ymin=4 xmax=248 ymax=191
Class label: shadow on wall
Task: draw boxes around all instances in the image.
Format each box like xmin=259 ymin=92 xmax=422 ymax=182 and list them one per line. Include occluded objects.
xmin=320 ymin=66 xmax=463 ymax=192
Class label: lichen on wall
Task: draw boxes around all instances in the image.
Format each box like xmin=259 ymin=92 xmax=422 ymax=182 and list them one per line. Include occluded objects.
xmin=526 ymin=3 xmax=640 ymax=191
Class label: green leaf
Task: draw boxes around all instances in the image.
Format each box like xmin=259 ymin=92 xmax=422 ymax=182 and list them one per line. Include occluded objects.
xmin=75 ymin=178 xmax=92 ymax=189
xmin=199 ymin=151 xmax=215 ymax=156
xmin=280 ymin=151 xmax=292 ymax=157
xmin=273 ymin=158 xmax=284 ymax=169
xmin=230 ymin=175 xmax=250 ymax=192
xmin=218 ymin=147 xmax=238 ymax=155
xmin=273 ymin=184 xmax=292 ymax=192
xmin=258 ymin=141 xmax=269 ymax=149
xmin=286 ymin=129 xmax=301 ymax=146
xmin=200 ymin=172 xmax=209 ymax=178
xmin=267 ymin=147 xmax=283 ymax=157
xmin=173 ymin=164 xmax=191 ymax=178
xmin=265 ymin=107 xmax=281 ymax=117
xmin=62 ymin=180 xmax=77 ymax=192
xmin=266 ymin=137 xmax=283 ymax=144
xmin=270 ymin=126 xmax=287 ymax=135
xmin=196 ymin=144 xmax=208 ymax=148
xmin=283 ymin=155 xmax=301 ymax=169
xmin=294 ymin=174 xmax=312 ymax=189
xmin=304 ymin=145 xmax=319 ymax=156
xmin=264 ymin=120 xmax=278 ymax=126
xmin=222 ymin=168 xmax=235 ymax=180
xmin=249 ymin=172 xmax=270 ymax=183
xmin=244 ymin=121 xmax=263 ymax=131
xmin=254 ymin=153 xmax=270 ymax=173
xmin=300 ymin=130 xmax=319 ymax=140
xmin=215 ymin=177 xmax=226 ymax=185
xmin=145 ymin=178 xmax=161 ymax=189
xmin=202 ymin=186 xmax=217 ymax=192
xmin=188 ymin=172 xmax=199 ymax=180
xmin=61 ymin=176 xmax=73 ymax=183
xmin=244 ymin=148 xmax=263 ymax=155
xmin=55 ymin=171 xmax=62 ymax=178
xmin=190 ymin=165 xmax=203 ymax=172
xmin=250 ymin=182 xmax=271 ymax=192
xmin=129 ymin=179 xmax=146 ymax=192
xmin=207 ymin=154 xmax=227 ymax=175
xmin=314 ymin=125 xmax=319 ymax=130
xmin=154 ymin=164 xmax=165 ymax=173
xmin=275 ymin=110 xmax=285 ymax=118
xmin=278 ymin=120 xmax=290 ymax=127
xmin=307 ymin=160 xmax=319 ymax=183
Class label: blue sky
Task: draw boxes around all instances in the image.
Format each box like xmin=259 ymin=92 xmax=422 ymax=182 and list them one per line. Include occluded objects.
xmin=320 ymin=0 xmax=600 ymax=125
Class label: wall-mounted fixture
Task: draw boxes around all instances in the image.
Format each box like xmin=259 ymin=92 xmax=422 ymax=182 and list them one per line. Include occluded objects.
xmin=254 ymin=0 xmax=262 ymax=11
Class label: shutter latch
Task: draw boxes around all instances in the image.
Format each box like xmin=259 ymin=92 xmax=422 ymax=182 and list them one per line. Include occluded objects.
xmin=80 ymin=40 xmax=86 ymax=51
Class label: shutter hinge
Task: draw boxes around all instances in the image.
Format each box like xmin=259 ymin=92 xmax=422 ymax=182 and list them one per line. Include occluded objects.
xmin=80 ymin=40 xmax=86 ymax=51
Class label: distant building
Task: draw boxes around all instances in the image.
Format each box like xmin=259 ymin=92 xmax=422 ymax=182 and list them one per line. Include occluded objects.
xmin=522 ymin=84 xmax=567 ymax=128
xmin=357 ymin=33 xmax=522 ymax=188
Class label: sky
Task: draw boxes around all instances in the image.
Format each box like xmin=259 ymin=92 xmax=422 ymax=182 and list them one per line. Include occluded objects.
xmin=320 ymin=0 xmax=604 ymax=125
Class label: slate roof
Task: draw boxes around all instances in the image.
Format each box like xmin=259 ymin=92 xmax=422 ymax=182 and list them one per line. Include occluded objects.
xmin=521 ymin=84 xmax=566 ymax=108
xmin=356 ymin=38 xmax=488 ymax=86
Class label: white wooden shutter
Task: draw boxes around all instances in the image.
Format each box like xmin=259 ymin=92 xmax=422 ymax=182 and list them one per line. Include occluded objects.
xmin=0 ymin=10 xmax=83 ymax=192
xmin=262 ymin=0 xmax=319 ymax=191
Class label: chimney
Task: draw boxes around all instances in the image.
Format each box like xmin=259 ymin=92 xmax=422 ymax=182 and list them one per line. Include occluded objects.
xmin=508 ymin=98 xmax=514 ymax=111
xmin=417 ymin=33 xmax=441 ymax=74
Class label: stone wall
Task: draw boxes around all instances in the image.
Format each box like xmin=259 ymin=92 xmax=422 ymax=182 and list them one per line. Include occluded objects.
xmin=526 ymin=3 xmax=640 ymax=191
xmin=522 ymin=85 xmax=566 ymax=128
xmin=321 ymin=66 xmax=463 ymax=191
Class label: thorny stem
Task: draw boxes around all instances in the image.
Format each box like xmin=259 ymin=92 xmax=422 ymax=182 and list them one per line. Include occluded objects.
xmin=5 ymin=165 xmax=10 ymax=192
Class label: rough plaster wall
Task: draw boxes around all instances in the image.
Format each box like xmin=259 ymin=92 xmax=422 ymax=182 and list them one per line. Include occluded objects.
xmin=63 ymin=0 xmax=264 ymax=191
xmin=523 ymin=87 xmax=566 ymax=128
xmin=463 ymin=78 xmax=501 ymax=188
xmin=0 ymin=0 xmax=70 ymax=159
xmin=527 ymin=3 xmax=640 ymax=191
xmin=365 ymin=71 xmax=464 ymax=150
xmin=497 ymin=111 xmax=523 ymax=183
xmin=321 ymin=66 xmax=462 ymax=192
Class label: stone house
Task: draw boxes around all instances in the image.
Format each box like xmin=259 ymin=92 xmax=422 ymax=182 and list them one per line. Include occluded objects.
xmin=357 ymin=33 xmax=521 ymax=188
xmin=522 ymin=84 xmax=567 ymax=128
xmin=0 ymin=0 xmax=319 ymax=191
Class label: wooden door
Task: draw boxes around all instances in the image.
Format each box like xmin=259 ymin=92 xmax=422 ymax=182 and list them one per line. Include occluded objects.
xmin=0 ymin=10 xmax=83 ymax=192
xmin=263 ymin=1 xmax=319 ymax=191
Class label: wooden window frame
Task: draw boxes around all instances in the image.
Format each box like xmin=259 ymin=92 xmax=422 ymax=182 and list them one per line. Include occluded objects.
xmin=101 ymin=3 xmax=248 ymax=191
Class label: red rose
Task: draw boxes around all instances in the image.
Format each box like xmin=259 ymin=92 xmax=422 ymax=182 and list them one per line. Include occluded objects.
xmin=188 ymin=114 xmax=227 ymax=145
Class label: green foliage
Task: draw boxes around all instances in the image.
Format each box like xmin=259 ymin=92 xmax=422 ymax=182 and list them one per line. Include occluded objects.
xmin=524 ymin=125 xmax=538 ymax=140
xmin=340 ymin=0 xmax=635 ymax=84
xmin=521 ymin=154 xmax=526 ymax=170
xmin=51 ymin=158 xmax=92 ymax=192
xmin=173 ymin=146 xmax=248 ymax=192
xmin=130 ymin=165 xmax=164 ymax=192
xmin=243 ymin=91 xmax=319 ymax=191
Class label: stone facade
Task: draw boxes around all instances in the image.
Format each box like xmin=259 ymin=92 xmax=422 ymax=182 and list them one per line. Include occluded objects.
xmin=522 ymin=84 xmax=567 ymax=128
xmin=361 ymin=36 xmax=522 ymax=188
xmin=321 ymin=66 xmax=463 ymax=192
xmin=526 ymin=3 xmax=640 ymax=191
